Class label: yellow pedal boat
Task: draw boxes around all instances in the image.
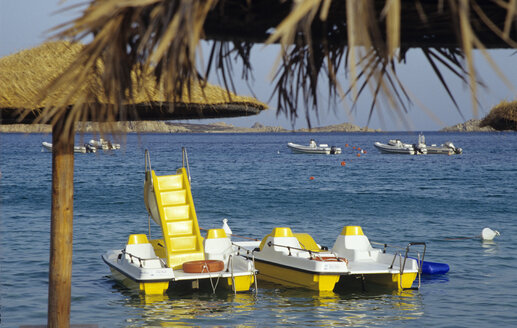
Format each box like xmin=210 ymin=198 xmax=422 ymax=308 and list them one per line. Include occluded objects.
xmin=102 ymin=149 xmax=257 ymax=295
xmin=234 ymin=226 xmax=425 ymax=292
xmin=331 ymin=226 xmax=424 ymax=291
xmin=235 ymin=227 xmax=349 ymax=291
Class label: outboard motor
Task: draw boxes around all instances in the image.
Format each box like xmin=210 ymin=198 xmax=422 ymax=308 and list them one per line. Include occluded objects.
xmin=330 ymin=146 xmax=338 ymax=154
xmin=445 ymin=142 xmax=462 ymax=154
xmin=413 ymin=143 xmax=426 ymax=154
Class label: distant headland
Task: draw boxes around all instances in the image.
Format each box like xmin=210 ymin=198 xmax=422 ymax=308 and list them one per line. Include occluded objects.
xmin=0 ymin=121 xmax=380 ymax=133
xmin=0 ymin=119 xmax=499 ymax=133
xmin=439 ymin=119 xmax=496 ymax=132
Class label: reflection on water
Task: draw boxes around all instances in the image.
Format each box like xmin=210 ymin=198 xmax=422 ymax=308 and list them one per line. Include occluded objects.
xmin=113 ymin=281 xmax=424 ymax=327
xmin=481 ymin=240 xmax=499 ymax=255
xmin=115 ymin=283 xmax=259 ymax=327
xmin=420 ymin=274 xmax=450 ymax=285
xmin=2 ymin=133 xmax=516 ymax=327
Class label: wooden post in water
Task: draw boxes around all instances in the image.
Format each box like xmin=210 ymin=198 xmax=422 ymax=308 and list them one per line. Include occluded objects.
xmin=48 ymin=118 xmax=75 ymax=327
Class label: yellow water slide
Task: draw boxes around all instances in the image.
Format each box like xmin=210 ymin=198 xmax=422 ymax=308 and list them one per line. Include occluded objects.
xmin=145 ymin=167 xmax=205 ymax=269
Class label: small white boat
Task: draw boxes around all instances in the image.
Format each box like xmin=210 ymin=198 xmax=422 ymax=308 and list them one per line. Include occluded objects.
xmin=427 ymin=141 xmax=462 ymax=155
xmin=374 ymin=134 xmax=427 ymax=155
xmin=373 ymin=140 xmax=416 ymax=154
xmin=233 ymin=225 xmax=424 ymax=292
xmin=287 ymin=139 xmax=341 ymax=154
xmin=41 ymin=141 xmax=96 ymax=153
xmin=88 ymin=138 xmax=120 ymax=150
xmin=102 ymin=149 xmax=256 ymax=295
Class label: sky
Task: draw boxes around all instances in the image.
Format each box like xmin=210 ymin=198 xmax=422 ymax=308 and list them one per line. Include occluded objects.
xmin=1 ymin=0 xmax=516 ymax=131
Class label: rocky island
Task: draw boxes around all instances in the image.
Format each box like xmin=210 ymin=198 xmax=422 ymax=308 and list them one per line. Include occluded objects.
xmin=440 ymin=119 xmax=496 ymax=132
xmin=0 ymin=121 xmax=379 ymax=133
xmin=0 ymin=118 xmax=510 ymax=133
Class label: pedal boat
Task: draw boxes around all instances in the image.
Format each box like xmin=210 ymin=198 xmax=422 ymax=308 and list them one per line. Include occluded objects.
xmin=234 ymin=225 xmax=425 ymax=292
xmin=235 ymin=227 xmax=349 ymax=291
xmin=102 ymin=150 xmax=256 ymax=295
xmin=331 ymin=226 xmax=424 ymax=291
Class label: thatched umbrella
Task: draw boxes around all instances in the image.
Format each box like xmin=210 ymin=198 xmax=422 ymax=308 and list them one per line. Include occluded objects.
xmin=0 ymin=41 xmax=267 ymax=127
xmin=480 ymin=100 xmax=517 ymax=131
xmin=0 ymin=41 xmax=266 ymax=327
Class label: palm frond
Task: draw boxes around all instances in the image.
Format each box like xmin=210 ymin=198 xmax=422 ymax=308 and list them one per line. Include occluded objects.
xmin=4 ymin=0 xmax=517 ymax=131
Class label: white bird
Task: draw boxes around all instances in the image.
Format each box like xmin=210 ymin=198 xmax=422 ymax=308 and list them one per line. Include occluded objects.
xmin=481 ymin=227 xmax=500 ymax=241
xmin=222 ymin=218 xmax=232 ymax=237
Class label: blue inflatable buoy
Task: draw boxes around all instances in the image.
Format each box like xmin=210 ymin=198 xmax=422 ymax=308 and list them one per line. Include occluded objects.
xmin=420 ymin=260 xmax=449 ymax=275
xmin=411 ymin=258 xmax=450 ymax=275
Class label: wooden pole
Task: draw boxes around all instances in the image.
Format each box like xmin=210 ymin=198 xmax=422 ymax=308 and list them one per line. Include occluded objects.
xmin=48 ymin=119 xmax=74 ymax=327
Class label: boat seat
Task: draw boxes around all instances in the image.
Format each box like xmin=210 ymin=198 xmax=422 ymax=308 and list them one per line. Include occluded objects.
xmin=124 ymin=234 xmax=163 ymax=268
xmin=204 ymin=229 xmax=232 ymax=270
xmin=125 ymin=243 xmax=157 ymax=259
xmin=294 ymin=233 xmax=322 ymax=252
xmin=260 ymin=227 xmax=309 ymax=257
xmin=342 ymin=235 xmax=372 ymax=251
xmin=270 ymin=236 xmax=303 ymax=255
xmin=150 ymin=239 xmax=167 ymax=259
xmin=332 ymin=226 xmax=375 ymax=261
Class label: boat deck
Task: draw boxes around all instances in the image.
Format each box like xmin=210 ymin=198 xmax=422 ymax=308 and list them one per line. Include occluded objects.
xmin=347 ymin=260 xmax=412 ymax=274
xmin=173 ymin=268 xmax=254 ymax=281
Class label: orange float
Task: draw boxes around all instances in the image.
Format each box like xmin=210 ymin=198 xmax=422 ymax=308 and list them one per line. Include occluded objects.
xmin=182 ymin=260 xmax=224 ymax=273
xmin=312 ymin=257 xmax=349 ymax=264
xmin=341 ymin=161 xmax=346 ymax=166
xmin=309 ymin=176 xmax=315 ymax=180
xmin=357 ymin=153 xmax=361 ymax=157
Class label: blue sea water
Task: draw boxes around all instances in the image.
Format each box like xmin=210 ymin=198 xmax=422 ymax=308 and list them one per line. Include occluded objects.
xmin=1 ymin=131 xmax=516 ymax=327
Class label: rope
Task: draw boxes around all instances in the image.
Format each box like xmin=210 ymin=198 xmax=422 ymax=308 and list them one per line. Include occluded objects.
xmin=201 ymin=262 xmax=221 ymax=294
xmin=148 ymin=214 xmax=152 ymax=241
xmin=417 ymin=252 xmax=422 ymax=289
xmin=182 ymin=147 xmax=191 ymax=182
xmin=230 ymin=255 xmax=236 ymax=294
xmin=398 ymin=251 xmax=403 ymax=290
xmin=199 ymin=227 xmax=260 ymax=241
xmin=252 ymin=254 xmax=258 ymax=296
xmin=443 ymin=236 xmax=477 ymax=240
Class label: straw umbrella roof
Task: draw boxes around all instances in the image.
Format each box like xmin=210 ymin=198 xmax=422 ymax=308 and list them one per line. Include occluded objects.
xmin=0 ymin=41 xmax=267 ymax=126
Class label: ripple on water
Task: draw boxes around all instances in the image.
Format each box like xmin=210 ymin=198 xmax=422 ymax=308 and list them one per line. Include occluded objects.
xmin=1 ymin=132 xmax=517 ymax=327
